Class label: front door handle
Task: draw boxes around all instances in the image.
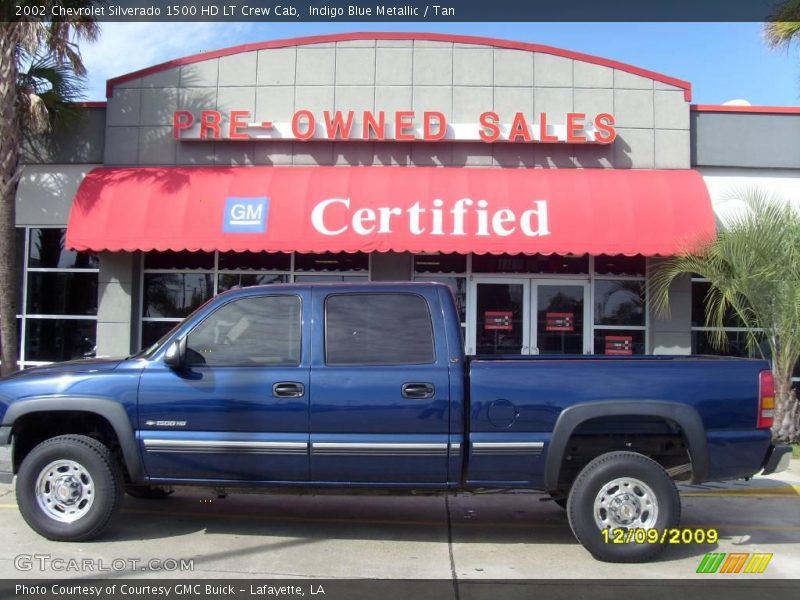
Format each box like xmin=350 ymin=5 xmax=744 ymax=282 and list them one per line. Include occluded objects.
xmin=402 ymin=382 xmax=435 ymax=399
xmin=273 ymin=382 xmax=305 ymax=398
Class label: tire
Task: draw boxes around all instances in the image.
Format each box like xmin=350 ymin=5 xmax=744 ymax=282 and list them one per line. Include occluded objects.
xmin=16 ymin=435 xmax=124 ymax=541
xmin=125 ymin=485 xmax=173 ymax=499
xmin=566 ymin=451 xmax=680 ymax=563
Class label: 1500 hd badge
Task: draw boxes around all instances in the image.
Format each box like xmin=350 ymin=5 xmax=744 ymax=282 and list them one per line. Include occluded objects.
xmin=145 ymin=421 xmax=187 ymax=427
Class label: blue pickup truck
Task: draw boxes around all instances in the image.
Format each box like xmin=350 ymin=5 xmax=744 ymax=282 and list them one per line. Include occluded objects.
xmin=0 ymin=282 xmax=791 ymax=562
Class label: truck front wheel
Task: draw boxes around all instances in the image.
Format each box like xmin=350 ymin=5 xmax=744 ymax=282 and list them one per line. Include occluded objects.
xmin=16 ymin=435 xmax=124 ymax=541
xmin=566 ymin=451 xmax=680 ymax=562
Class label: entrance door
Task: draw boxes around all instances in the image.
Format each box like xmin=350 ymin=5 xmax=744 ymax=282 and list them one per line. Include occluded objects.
xmin=470 ymin=279 xmax=531 ymax=355
xmin=469 ymin=279 xmax=589 ymax=355
xmin=531 ymin=280 xmax=590 ymax=355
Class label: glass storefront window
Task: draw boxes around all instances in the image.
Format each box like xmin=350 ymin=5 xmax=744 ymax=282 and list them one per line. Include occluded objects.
xmin=16 ymin=227 xmax=98 ymax=367
xmin=294 ymin=252 xmax=368 ymax=272
xmin=691 ymin=280 xmax=744 ymax=328
xmin=413 ymin=253 xmax=467 ymax=274
xmin=143 ymin=273 xmax=214 ymax=318
xmin=691 ymin=330 xmax=768 ymax=358
xmin=218 ymin=251 xmax=291 ymax=271
xmin=141 ymin=321 xmax=179 ymax=349
xmin=594 ymin=255 xmax=646 ymax=277
xmin=25 ymin=319 xmax=96 ymax=362
xmin=27 ymin=228 xmax=98 ymax=269
xmin=140 ymin=251 xmax=369 ymax=351
xmin=472 ymin=253 xmax=589 ymax=274
xmin=593 ymin=329 xmax=646 ymax=356
xmin=26 ymin=272 xmax=98 ymax=315
xmin=144 ymin=251 xmax=214 ymax=270
xmin=594 ymin=279 xmax=645 ymax=327
xmin=218 ymin=273 xmax=288 ymax=292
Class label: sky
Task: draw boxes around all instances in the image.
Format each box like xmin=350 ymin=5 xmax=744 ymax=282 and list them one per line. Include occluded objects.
xmin=78 ymin=22 xmax=800 ymax=105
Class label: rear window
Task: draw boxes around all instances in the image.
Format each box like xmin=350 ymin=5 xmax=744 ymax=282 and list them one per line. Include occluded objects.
xmin=325 ymin=293 xmax=435 ymax=365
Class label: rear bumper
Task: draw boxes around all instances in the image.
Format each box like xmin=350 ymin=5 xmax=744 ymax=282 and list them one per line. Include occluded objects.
xmin=761 ymin=445 xmax=792 ymax=475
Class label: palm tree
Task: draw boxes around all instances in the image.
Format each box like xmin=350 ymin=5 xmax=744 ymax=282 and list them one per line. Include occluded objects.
xmin=764 ymin=1 xmax=800 ymax=49
xmin=0 ymin=9 xmax=100 ymax=375
xmin=651 ymin=190 xmax=800 ymax=442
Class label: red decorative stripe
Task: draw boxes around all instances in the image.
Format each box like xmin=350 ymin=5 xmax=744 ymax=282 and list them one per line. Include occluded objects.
xmin=691 ymin=104 xmax=800 ymax=115
xmin=105 ymin=31 xmax=692 ymax=101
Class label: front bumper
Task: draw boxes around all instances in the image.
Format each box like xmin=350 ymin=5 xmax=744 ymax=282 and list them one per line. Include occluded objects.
xmin=762 ymin=444 xmax=793 ymax=475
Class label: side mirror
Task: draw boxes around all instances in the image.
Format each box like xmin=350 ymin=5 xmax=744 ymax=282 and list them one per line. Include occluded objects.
xmin=164 ymin=337 xmax=187 ymax=369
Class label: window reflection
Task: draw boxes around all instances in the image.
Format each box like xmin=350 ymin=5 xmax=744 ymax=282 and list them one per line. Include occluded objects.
xmin=143 ymin=273 xmax=214 ymax=318
xmin=594 ymin=280 xmax=645 ymax=326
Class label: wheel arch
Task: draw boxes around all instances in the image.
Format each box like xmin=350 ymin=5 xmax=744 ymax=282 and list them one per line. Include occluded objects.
xmin=544 ymin=401 xmax=709 ymax=492
xmin=2 ymin=397 xmax=145 ymax=482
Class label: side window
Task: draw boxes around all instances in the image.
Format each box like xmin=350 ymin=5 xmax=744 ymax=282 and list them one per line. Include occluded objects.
xmin=186 ymin=295 xmax=301 ymax=366
xmin=326 ymin=293 xmax=434 ymax=365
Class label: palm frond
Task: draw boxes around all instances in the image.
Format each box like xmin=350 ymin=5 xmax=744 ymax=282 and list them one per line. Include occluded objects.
xmin=764 ymin=0 xmax=800 ymax=49
xmin=17 ymin=55 xmax=86 ymax=134
xmin=652 ymin=186 xmax=800 ymax=379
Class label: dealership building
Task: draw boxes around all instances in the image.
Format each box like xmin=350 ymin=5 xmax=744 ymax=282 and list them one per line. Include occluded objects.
xmin=12 ymin=32 xmax=800 ymax=374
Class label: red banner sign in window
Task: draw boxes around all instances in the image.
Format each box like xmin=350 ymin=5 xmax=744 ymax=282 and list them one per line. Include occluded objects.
xmin=485 ymin=311 xmax=513 ymax=331
xmin=605 ymin=335 xmax=633 ymax=355
xmin=546 ymin=312 xmax=574 ymax=332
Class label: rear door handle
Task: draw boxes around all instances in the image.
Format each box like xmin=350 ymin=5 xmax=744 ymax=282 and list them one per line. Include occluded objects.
xmin=402 ymin=383 xmax=435 ymax=399
xmin=273 ymin=382 xmax=305 ymax=398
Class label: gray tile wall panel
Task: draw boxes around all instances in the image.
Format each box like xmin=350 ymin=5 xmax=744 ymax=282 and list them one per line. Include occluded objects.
xmin=453 ymin=86 xmax=493 ymax=122
xmin=335 ymin=47 xmax=376 ymax=85
xmin=104 ymin=126 xmax=139 ymax=165
xmin=493 ymin=49 xmax=534 ymax=87
xmin=179 ymin=59 xmax=218 ymax=87
xmin=256 ymin=86 xmax=295 ymax=122
xmin=534 ymin=54 xmax=573 ymax=87
xmin=219 ymin=52 xmax=258 ymax=86
xmin=614 ymin=89 xmax=654 ymax=129
xmin=655 ymin=129 xmax=690 ymax=169
xmin=295 ymin=48 xmax=335 ymax=85
xmin=257 ymin=48 xmax=297 ymax=85
xmin=413 ymin=47 xmax=453 ymax=85
xmin=574 ymin=62 xmax=613 ymax=88
xmin=375 ymin=48 xmax=413 ymax=85
xmin=106 ymin=88 xmax=141 ymax=127
xmin=453 ymin=48 xmax=493 ymax=86
xmin=137 ymin=127 xmax=175 ymax=165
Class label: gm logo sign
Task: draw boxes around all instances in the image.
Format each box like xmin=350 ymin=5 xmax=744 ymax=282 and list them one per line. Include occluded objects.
xmin=223 ymin=197 xmax=269 ymax=233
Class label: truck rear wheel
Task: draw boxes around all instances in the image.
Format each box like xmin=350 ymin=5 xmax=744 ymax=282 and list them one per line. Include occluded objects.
xmin=566 ymin=451 xmax=680 ymax=562
xmin=16 ymin=435 xmax=123 ymax=541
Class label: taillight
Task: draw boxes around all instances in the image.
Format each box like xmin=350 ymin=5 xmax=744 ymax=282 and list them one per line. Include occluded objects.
xmin=758 ymin=370 xmax=775 ymax=429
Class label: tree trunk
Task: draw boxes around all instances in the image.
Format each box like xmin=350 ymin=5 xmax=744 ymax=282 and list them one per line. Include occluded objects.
xmin=772 ymin=376 xmax=800 ymax=443
xmin=0 ymin=25 xmax=21 ymax=376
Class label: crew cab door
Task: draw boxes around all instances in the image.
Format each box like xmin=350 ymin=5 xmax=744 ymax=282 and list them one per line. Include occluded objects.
xmin=309 ymin=288 xmax=450 ymax=484
xmin=138 ymin=291 xmax=310 ymax=482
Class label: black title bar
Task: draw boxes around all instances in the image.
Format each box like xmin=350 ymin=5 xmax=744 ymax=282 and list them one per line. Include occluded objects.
xmin=2 ymin=0 xmax=789 ymax=22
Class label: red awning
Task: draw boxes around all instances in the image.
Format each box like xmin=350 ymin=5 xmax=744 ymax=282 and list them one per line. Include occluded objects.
xmin=66 ymin=166 xmax=714 ymax=256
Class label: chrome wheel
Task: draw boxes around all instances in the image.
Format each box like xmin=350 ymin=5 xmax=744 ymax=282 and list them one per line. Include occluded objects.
xmin=35 ymin=459 xmax=95 ymax=523
xmin=593 ymin=476 xmax=658 ymax=530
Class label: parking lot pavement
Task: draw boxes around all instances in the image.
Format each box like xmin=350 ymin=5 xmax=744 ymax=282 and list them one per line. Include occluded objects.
xmin=0 ymin=461 xmax=797 ymax=580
